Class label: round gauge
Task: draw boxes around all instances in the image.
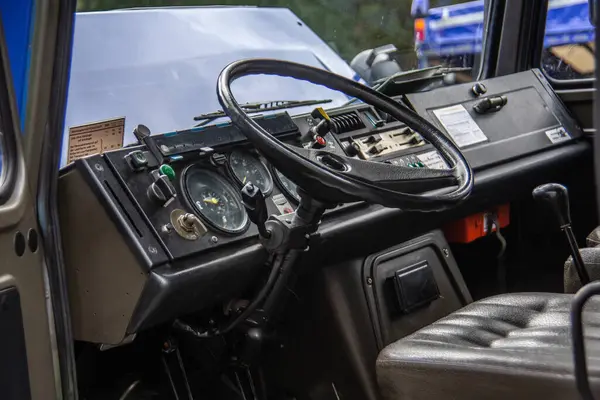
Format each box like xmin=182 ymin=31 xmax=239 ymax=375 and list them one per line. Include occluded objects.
xmin=274 ymin=168 xmax=301 ymax=203
xmin=229 ymin=150 xmax=273 ymax=195
xmin=184 ymin=166 xmax=249 ymax=234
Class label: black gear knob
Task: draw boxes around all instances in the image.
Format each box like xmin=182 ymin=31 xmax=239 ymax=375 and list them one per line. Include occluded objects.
xmin=532 ymin=183 xmax=572 ymax=228
xmin=532 ymin=183 xmax=589 ymax=285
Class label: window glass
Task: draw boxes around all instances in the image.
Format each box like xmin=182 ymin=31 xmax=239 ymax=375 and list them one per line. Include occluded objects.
xmin=76 ymin=0 xmax=479 ymax=72
xmin=66 ymin=0 xmax=484 ymax=165
xmin=541 ymin=0 xmax=595 ymax=80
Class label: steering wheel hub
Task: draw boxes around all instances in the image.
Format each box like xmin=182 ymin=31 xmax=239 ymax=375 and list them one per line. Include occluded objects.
xmin=318 ymin=153 xmax=349 ymax=172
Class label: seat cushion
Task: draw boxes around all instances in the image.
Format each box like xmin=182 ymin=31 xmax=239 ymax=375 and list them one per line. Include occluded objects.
xmin=587 ymin=226 xmax=600 ymax=248
xmin=565 ymin=247 xmax=600 ymax=293
xmin=377 ymin=293 xmax=600 ymax=400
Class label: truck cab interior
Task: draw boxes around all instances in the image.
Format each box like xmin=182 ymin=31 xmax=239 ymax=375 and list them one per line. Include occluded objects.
xmin=1 ymin=0 xmax=600 ymax=399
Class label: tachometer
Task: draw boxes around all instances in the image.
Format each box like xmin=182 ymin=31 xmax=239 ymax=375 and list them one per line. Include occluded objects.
xmin=273 ymin=168 xmax=301 ymax=203
xmin=229 ymin=150 xmax=273 ymax=195
xmin=184 ymin=166 xmax=249 ymax=234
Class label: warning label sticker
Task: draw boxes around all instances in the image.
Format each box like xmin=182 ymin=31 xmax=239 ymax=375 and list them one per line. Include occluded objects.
xmin=417 ymin=150 xmax=448 ymax=170
xmin=545 ymin=126 xmax=571 ymax=144
xmin=432 ymin=104 xmax=488 ymax=148
xmin=67 ymin=117 xmax=125 ymax=164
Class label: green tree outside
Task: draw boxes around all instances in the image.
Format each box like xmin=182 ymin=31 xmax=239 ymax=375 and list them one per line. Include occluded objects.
xmin=76 ymin=0 xmax=472 ymax=65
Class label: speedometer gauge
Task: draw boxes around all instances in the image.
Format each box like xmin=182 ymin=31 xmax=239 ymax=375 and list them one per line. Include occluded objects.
xmin=229 ymin=150 xmax=273 ymax=195
xmin=184 ymin=166 xmax=249 ymax=234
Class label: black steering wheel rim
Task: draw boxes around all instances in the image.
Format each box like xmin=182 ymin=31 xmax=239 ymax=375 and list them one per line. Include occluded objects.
xmin=217 ymin=58 xmax=473 ymax=211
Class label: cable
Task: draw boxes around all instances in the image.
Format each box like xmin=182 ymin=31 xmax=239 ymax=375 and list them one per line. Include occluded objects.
xmin=173 ymin=252 xmax=288 ymax=337
xmin=219 ymin=251 xmax=288 ymax=334
xmin=492 ymin=214 xmax=507 ymax=260
xmin=491 ymin=213 xmax=508 ymax=293
xmin=119 ymin=380 xmax=140 ymax=400
xmin=261 ymin=250 xmax=301 ymax=314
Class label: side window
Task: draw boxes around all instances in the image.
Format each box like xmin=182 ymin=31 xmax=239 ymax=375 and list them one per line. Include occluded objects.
xmin=541 ymin=0 xmax=595 ymax=80
xmin=0 ymin=23 xmax=19 ymax=202
xmin=0 ymin=56 xmax=15 ymax=199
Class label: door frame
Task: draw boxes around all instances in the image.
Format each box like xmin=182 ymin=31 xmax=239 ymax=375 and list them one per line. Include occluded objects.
xmin=25 ymin=0 xmax=79 ymax=398
xmin=0 ymin=0 xmax=70 ymax=397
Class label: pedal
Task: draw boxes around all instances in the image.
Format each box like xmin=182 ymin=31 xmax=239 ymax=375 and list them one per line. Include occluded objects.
xmin=161 ymin=337 xmax=194 ymax=400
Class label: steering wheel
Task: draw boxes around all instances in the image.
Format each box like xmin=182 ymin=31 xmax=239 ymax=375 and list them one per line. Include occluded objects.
xmin=217 ymin=59 xmax=473 ymax=212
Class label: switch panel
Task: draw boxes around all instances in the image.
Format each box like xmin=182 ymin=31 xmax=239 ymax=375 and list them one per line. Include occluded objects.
xmin=347 ymin=127 xmax=425 ymax=160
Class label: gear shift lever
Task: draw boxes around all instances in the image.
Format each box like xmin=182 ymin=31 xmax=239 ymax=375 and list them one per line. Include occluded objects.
xmin=532 ymin=183 xmax=590 ymax=285
xmin=241 ymin=182 xmax=270 ymax=239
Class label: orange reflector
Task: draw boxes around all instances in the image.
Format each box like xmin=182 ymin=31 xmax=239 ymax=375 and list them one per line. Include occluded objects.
xmin=414 ymin=18 xmax=426 ymax=31
xmin=414 ymin=18 xmax=426 ymax=42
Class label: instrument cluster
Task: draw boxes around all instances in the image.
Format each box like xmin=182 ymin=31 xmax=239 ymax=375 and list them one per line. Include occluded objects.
xmin=99 ymin=106 xmax=434 ymax=263
xmin=181 ymin=148 xmax=299 ymax=235
xmin=103 ymin=105 xmax=436 ymax=259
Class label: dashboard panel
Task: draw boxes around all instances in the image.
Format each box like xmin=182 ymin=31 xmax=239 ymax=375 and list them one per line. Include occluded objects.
xmin=58 ymin=69 xmax=588 ymax=345
xmin=406 ymin=69 xmax=581 ymax=170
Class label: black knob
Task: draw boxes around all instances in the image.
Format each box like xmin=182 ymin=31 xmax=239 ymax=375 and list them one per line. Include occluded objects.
xmin=241 ymin=182 xmax=270 ymax=238
xmin=147 ymin=170 xmax=177 ymax=206
xmin=473 ymin=95 xmax=507 ymax=114
xmin=365 ymin=134 xmax=382 ymax=144
xmin=532 ymin=183 xmax=571 ymax=228
xmin=133 ymin=124 xmax=151 ymax=141
xmin=472 ymin=82 xmax=487 ymax=96
xmin=342 ymin=141 xmax=359 ymax=157
xmin=124 ymin=150 xmax=148 ymax=171
xmin=533 ymin=183 xmax=589 ymax=285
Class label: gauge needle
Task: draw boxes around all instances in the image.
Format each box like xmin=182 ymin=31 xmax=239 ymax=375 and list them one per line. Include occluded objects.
xmin=203 ymin=197 xmax=220 ymax=205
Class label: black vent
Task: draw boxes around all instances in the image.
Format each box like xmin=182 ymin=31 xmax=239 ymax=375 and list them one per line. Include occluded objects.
xmin=330 ymin=112 xmax=365 ymax=134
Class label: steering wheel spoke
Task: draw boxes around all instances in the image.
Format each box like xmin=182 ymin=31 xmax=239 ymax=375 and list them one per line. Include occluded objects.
xmin=290 ymin=146 xmax=457 ymax=193
xmin=217 ymin=58 xmax=473 ymax=211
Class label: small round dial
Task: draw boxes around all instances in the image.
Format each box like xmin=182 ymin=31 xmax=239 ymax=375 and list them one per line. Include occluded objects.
xmin=274 ymin=168 xmax=301 ymax=203
xmin=229 ymin=150 xmax=273 ymax=195
xmin=184 ymin=166 xmax=248 ymax=234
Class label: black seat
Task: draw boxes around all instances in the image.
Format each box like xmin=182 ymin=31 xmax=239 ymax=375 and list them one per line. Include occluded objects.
xmin=376 ymin=293 xmax=600 ymax=400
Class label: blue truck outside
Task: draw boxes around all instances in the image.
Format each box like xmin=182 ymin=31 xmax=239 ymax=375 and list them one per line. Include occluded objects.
xmin=414 ymin=0 xmax=595 ymax=76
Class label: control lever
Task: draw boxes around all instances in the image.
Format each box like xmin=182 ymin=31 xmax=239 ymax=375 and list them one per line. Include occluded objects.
xmin=533 ymin=183 xmax=590 ymax=285
xmin=133 ymin=124 xmax=164 ymax=164
xmin=147 ymin=169 xmax=177 ymax=207
xmin=161 ymin=338 xmax=194 ymax=400
xmin=309 ymin=107 xmax=331 ymax=148
xmin=473 ymin=95 xmax=507 ymax=114
xmin=241 ymin=182 xmax=270 ymax=239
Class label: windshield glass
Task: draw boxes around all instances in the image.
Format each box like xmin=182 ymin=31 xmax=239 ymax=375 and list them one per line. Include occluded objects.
xmin=64 ymin=0 xmax=482 ymax=166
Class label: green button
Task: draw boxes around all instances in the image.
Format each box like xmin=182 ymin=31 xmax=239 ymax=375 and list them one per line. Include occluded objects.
xmin=417 ymin=162 xmax=425 ymax=168
xmin=159 ymin=164 xmax=176 ymax=180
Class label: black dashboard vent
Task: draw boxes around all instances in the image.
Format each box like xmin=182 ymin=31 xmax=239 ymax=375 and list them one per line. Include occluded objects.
xmin=330 ymin=112 xmax=365 ymax=134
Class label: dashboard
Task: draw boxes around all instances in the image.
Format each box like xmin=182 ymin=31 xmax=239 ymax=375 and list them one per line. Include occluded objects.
xmin=58 ymin=69 xmax=589 ymax=345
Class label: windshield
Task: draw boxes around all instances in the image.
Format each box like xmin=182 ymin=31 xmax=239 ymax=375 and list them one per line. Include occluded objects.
xmin=64 ymin=0 xmax=481 ymax=166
